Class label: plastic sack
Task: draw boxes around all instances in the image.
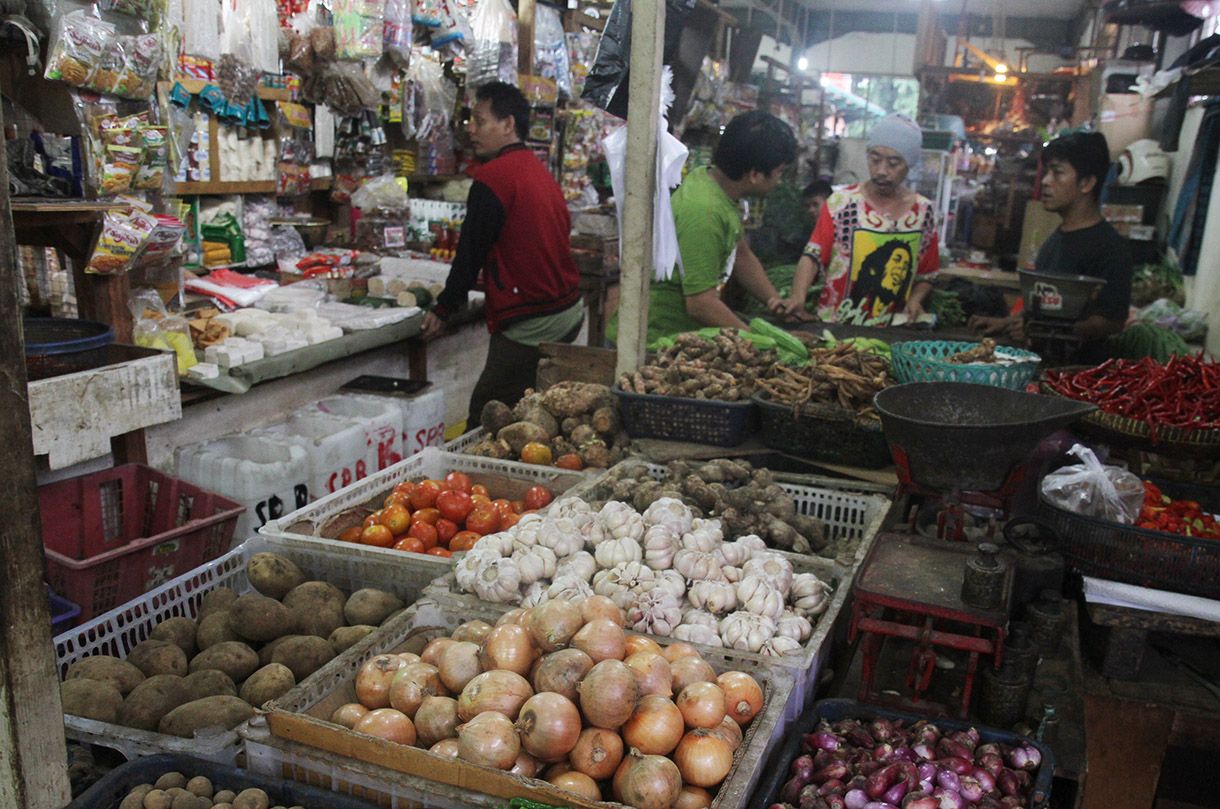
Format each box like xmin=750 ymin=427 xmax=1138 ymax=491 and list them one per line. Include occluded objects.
xmin=383 ymin=0 xmax=414 ymax=66
xmin=334 ymin=0 xmax=385 ymax=60
xmin=534 ymin=4 xmax=571 ymax=99
xmin=1041 ymin=444 xmax=1146 ymax=525
xmin=433 ymin=0 xmax=472 ymax=52
xmin=467 ymin=0 xmax=517 ymax=88
xmin=406 ymin=51 xmax=456 ymax=141
xmin=581 ymin=0 xmax=696 ymax=118
xmin=270 ymin=224 xmax=308 ymax=259
xmin=351 ymin=174 xmax=410 ymax=211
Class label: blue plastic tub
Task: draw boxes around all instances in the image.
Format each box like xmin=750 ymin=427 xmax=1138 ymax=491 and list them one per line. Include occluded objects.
xmin=749 ymin=698 xmax=1055 ymax=809
xmin=48 ymin=586 xmax=80 ymax=634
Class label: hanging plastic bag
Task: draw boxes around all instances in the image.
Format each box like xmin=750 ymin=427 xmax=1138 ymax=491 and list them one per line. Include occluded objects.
xmin=1041 ymin=444 xmax=1146 ymax=525
xmin=533 ymin=4 xmax=571 ymax=99
xmin=407 ymin=51 xmax=456 ymax=142
xmin=383 ymin=0 xmax=414 ymax=67
xmin=433 ymin=0 xmax=472 ymax=52
xmin=351 ymin=174 xmax=410 ymax=211
xmin=467 ymin=0 xmax=517 ymax=88
xmin=602 ymin=67 xmax=688 ymax=282
xmin=334 ymin=0 xmax=385 ymax=60
xmin=581 ymin=0 xmax=697 ymax=118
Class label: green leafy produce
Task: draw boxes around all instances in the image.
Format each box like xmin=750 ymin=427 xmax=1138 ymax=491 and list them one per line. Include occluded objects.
xmin=1107 ymin=321 xmax=1191 ymax=364
xmin=1131 ymin=255 xmax=1185 ymax=307
xmin=817 ymin=329 xmax=891 ymax=359
xmin=925 ymin=289 xmax=967 ymax=327
xmin=741 ymin=264 xmax=822 ymax=315
xmin=748 ymin=317 xmax=809 ymax=366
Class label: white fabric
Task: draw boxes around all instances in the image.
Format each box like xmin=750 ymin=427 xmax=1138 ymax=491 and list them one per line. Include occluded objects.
xmin=185 ymin=277 xmax=275 ymax=307
xmin=1082 ymin=575 xmax=1220 ymax=623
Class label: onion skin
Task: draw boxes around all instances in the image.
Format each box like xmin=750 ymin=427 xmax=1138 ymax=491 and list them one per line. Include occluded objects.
xmin=573 ymin=618 xmax=627 ymax=663
xmin=330 ymin=703 xmax=370 ymax=729
xmin=844 ymin=789 xmax=869 ymax=809
xmin=458 ymin=669 xmax=534 ymax=721
xmin=510 ymin=749 xmax=541 ymax=778
xmin=438 ymin=641 xmax=485 ymax=694
xmin=356 ymin=655 xmax=407 ymax=709
xmin=421 ymin=637 xmax=457 ymax=667
xmin=569 ymin=726 xmax=624 ymax=780
xmin=670 ymin=656 xmax=717 ymax=693
xmin=707 ymin=714 xmax=744 ymax=752
xmin=548 ymin=771 xmax=602 ymax=801
xmin=580 ymin=595 xmax=626 ymax=627
xmin=579 ymin=659 xmax=640 ymax=730
xmin=353 ymin=708 xmax=416 ymax=746
xmin=457 ymin=711 xmax=521 ymax=770
xmin=900 ymin=795 xmax=937 ymax=809
xmin=517 ymin=692 xmax=583 ymax=761
xmin=718 ymin=671 xmax=763 ymax=726
xmin=618 ymin=750 xmax=683 ymax=809
xmin=388 ymin=662 xmax=442 ymax=718
xmin=452 ymin=620 xmax=495 ymax=644
xmin=481 ymin=624 xmax=538 ymax=676
xmin=624 ymin=635 xmax=664 ymax=657
xmin=414 ymin=695 xmax=460 ymax=748
xmin=675 ymin=785 xmax=713 ymax=809
xmin=662 ymin=643 xmax=700 ymax=664
xmin=676 ymin=681 xmax=727 ymax=729
xmin=497 ymin=608 xmax=527 ymax=627
xmin=430 ymin=738 xmax=461 ymax=758
xmin=533 ymin=648 xmax=594 ymax=703
xmin=865 ymin=763 xmax=902 ymax=800
xmin=809 ymin=731 xmax=841 ymax=751
xmin=529 ymin=600 xmax=584 ymax=653
xmin=626 ymin=651 xmax=674 ymax=698
xmin=622 ymin=695 xmax=685 ymax=755
xmin=937 ymin=757 xmax=973 ymax=776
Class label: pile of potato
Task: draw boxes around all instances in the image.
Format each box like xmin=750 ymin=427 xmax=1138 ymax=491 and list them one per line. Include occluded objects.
xmin=617 ymin=331 xmax=781 ymax=402
xmin=468 ymin=382 xmax=632 ymax=470
xmin=60 ymin=552 xmax=405 ymax=739
xmin=116 ymin=771 xmax=301 ymax=809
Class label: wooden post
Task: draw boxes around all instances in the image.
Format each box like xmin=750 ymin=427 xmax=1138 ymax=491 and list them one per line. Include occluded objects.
xmin=615 ymin=0 xmax=666 ymax=377
xmin=518 ymin=0 xmax=536 ymax=79
xmin=0 ymin=102 xmax=72 ymax=809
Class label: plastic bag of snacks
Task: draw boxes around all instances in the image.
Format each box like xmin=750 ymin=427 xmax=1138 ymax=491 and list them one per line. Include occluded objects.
xmin=45 ymin=11 xmax=109 ymax=88
xmin=133 ymin=127 xmax=168 ymax=189
xmin=86 ymin=201 xmax=157 ymax=275
xmin=334 ymin=0 xmax=385 ymax=59
xmin=102 ymin=0 xmax=157 ymax=21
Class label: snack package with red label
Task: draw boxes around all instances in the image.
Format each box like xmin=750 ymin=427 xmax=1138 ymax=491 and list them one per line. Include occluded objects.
xmin=86 ymin=208 xmax=155 ymax=275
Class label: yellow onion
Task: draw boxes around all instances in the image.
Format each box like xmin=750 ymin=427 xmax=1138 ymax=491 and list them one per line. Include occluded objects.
xmin=580 ymin=594 xmax=626 ymax=626
xmin=533 ymin=648 xmax=594 ymax=703
xmin=457 ymin=711 xmax=520 ymax=770
xmin=670 ymin=655 xmax=717 ymax=694
xmin=674 ymin=730 xmax=734 ymax=787
xmin=388 ymin=662 xmax=443 ymax=718
xmin=481 ymin=624 xmax=537 ymax=676
xmin=578 ymin=659 xmax=639 ymax=730
xmin=676 ymin=681 xmax=726 ymax=729
xmin=430 ymin=738 xmax=461 ymax=758
xmin=625 ymin=651 xmax=673 ymax=698
xmin=569 ymin=726 xmax=624 ymax=780
xmin=458 ymin=669 xmax=534 ymax=721
xmin=517 ymin=692 xmax=582 ymax=761
xmin=421 ymin=637 xmax=457 ymax=667
xmin=452 ymin=620 xmax=495 ymax=644
xmin=717 ymin=670 xmax=763 ymax=726
xmin=675 ymin=785 xmax=713 ymax=809
xmin=624 ymin=635 xmax=664 ymax=658
xmin=614 ymin=749 xmax=682 ymax=809
xmin=438 ymin=641 xmax=486 ymax=694
xmin=510 ymin=749 xmax=542 ymax=778
xmin=330 ymin=702 xmax=369 ymax=729
xmin=497 ymin=608 xmax=528 ymax=627
xmin=572 ymin=618 xmax=627 ymax=663
xmin=353 ymin=708 xmax=416 ymax=746
xmin=705 ymin=714 xmax=743 ymax=752
xmin=414 ymin=695 xmax=460 ymax=748
xmin=355 ymin=654 xmax=407 ymax=709
xmin=621 ymin=694 xmax=684 ymax=755
xmin=545 ymin=761 xmax=574 ymax=779
xmin=662 ymin=642 xmax=700 ymax=664
xmin=396 ymin=652 xmax=422 ymax=665
xmin=549 ymin=771 xmax=602 ymax=802
xmin=529 ymin=600 xmax=584 ymax=652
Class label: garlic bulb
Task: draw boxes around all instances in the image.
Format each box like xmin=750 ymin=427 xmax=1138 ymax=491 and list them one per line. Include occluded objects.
xmin=790 ymin=573 xmax=833 ymax=617
xmin=555 ymin=550 xmax=597 ymax=582
xmin=455 ymin=550 xmax=498 ymax=592
xmin=737 ymin=534 xmax=768 ymax=555
xmin=642 ymin=497 xmax=694 ymax=536
xmin=593 ymin=562 xmax=655 ymax=609
xmin=681 ymin=520 xmax=723 ymax=553
xmin=715 ymin=540 xmax=748 ymax=567
xmin=651 ymin=569 xmax=687 ymax=601
xmin=681 ymin=608 xmax=720 ymax=629
xmin=512 ymin=544 xmax=557 ymax=586
xmin=673 ymin=623 xmax=723 ymax=647
xmin=776 ymin=608 xmax=813 ymax=642
xmin=742 ymin=552 xmax=794 ymax=597
xmin=760 ymin=636 xmax=803 ymax=657
xmin=520 ymin=581 xmax=550 ymax=608
xmin=627 ymin=590 xmax=682 ymax=635
xmin=599 ymin=501 xmax=645 ymax=541
xmin=720 ymin=565 xmax=743 ymax=584
xmin=736 ymin=575 xmax=786 ymax=620
xmin=687 ymin=579 xmax=738 ymax=615
xmin=549 ymin=497 xmax=593 ymax=530
xmin=594 ymin=535 xmax=643 ymax=569
xmin=473 ymin=531 xmax=516 ymax=558
xmin=545 ymin=575 xmax=594 ymax=602
xmin=473 ymin=557 xmax=521 ymax=603
xmin=537 ymin=517 xmax=584 ymax=557
xmin=642 ymin=524 xmax=680 ymax=570
xmin=673 ymin=549 xmax=724 ymax=582
xmin=719 ymin=611 xmax=777 ymax=653
xmin=513 ymin=513 xmax=544 ymax=548
xmin=580 ymin=518 xmax=610 ymax=549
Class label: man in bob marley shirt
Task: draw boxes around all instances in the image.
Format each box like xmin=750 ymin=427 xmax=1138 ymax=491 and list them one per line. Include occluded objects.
xmin=783 ymin=114 xmax=939 ymax=325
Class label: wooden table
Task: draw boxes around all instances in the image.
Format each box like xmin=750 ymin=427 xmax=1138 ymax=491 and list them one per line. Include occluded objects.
xmin=940 ymin=264 xmax=1023 ymax=290
xmin=579 ymin=270 xmax=619 ymax=347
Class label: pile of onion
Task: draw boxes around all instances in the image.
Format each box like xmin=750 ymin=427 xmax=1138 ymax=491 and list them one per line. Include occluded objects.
xmin=337 ymin=605 xmax=767 ymax=809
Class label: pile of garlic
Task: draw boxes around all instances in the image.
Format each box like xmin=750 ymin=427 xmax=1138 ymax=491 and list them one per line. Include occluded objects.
xmin=453 ymin=496 xmax=834 ymax=657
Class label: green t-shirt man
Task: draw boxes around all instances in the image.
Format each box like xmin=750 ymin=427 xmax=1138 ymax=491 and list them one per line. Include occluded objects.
xmin=608 ymin=166 xmax=744 ymax=346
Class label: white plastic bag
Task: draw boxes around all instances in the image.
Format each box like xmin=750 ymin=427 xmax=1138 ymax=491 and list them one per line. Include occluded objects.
xmin=603 ymin=67 xmax=688 ymax=282
xmin=467 ymin=0 xmax=517 ymax=88
xmin=1041 ymin=444 xmax=1146 ymax=524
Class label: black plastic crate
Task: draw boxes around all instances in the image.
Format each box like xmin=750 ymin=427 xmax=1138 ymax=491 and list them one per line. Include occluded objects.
xmin=754 ymin=393 xmax=892 ymax=469
xmin=65 ymin=753 xmax=376 ymax=809
xmin=612 ymin=384 xmax=759 ymax=447
xmin=749 ymin=698 xmax=1054 ymax=809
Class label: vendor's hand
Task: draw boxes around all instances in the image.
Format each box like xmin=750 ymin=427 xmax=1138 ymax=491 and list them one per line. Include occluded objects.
xmin=903 ymin=299 xmax=927 ymax=320
xmin=969 ymin=315 xmax=1006 ymax=336
xmin=420 ymin=311 xmax=446 ymax=341
xmin=783 ymin=308 xmax=815 ymax=323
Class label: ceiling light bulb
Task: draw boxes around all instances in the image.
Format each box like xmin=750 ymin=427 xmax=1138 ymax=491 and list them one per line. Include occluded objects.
xmin=993 ymin=73 xmax=1006 ymax=83
xmin=798 ymin=57 xmax=809 ymax=71
xmin=995 ymin=63 xmax=1008 ymax=73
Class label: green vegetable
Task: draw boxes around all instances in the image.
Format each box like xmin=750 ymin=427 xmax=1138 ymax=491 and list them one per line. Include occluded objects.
xmin=1131 ymin=254 xmax=1185 ymax=307
xmin=741 ymin=264 xmax=822 ymax=315
xmin=925 ymin=289 xmax=966 ymax=327
xmin=509 ymin=799 xmax=566 ymax=809
xmin=748 ymin=317 xmax=808 ymax=365
xmin=818 ymin=329 xmax=891 ymax=358
xmin=1106 ymin=321 xmax=1191 ymax=363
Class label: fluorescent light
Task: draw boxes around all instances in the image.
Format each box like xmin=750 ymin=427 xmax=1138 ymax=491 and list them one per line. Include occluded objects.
xmin=995 ymin=63 xmax=1008 ymax=73
xmin=993 ymin=73 xmax=1006 ymax=83
xmin=798 ymin=57 xmax=809 ymax=71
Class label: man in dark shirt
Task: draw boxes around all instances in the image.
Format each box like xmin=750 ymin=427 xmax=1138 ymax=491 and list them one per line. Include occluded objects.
xmin=421 ymin=82 xmax=582 ymax=427
xmin=970 ymin=132 xmax=1132 ymax=355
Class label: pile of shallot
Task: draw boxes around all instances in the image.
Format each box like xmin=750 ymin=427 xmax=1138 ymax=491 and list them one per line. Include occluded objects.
xmin=770 ymin=716 xmax=1044 ymax=809
xmin=335 ymin=597 xmax=766 ymax=809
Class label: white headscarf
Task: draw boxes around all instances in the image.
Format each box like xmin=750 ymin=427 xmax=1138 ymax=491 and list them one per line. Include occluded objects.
xmin=868 ymin=114 xmax=924 ymax=182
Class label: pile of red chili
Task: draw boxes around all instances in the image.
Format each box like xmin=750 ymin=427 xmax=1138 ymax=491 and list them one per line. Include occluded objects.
xmin=1138 ymin=481 xmax=1220 ymax=539
xmin=1043 ymin=355 xmax=1220 ymax=437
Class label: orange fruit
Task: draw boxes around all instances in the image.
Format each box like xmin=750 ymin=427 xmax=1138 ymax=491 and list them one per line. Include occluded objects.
xmin=412 ymin=507 xmax=442 ymax=526
xmin=556 ymin=454 xmax=583 ymax=471
xmin=449 ymin=531 xmax=480 ymax=552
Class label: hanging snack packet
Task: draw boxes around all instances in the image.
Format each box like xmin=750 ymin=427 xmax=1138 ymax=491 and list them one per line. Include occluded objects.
xmin=121 ymin=34 xmax=162 ymax=99
xmin=45 ymin=12 xmax=109 ymax=88
xmin=86 ymin=208 xmax=152 ymax=274
xmin=134 ymin=127 xmax=168 ymax=189
xmin=89 ymin=37 xmax=127 ymax=95
xmin=102 ymin=0 xmax=157 ymax=21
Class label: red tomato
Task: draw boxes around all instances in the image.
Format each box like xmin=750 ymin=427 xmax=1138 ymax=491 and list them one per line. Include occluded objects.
xmin=392 ymin=535 xmax=425 ymax=554
xmin=510 ymin=500 xmax=526 ymax=514
xmin=426 ymin=547 xmax=453 ymax=558
xmin=445 ymin=471 xmax=472 ymax=494
xmin=556 ymin=454 xmax=583 ymax=471
xmin=449 ymin=531 xmax=480 ymax=552
xmin=524 ymin=486 xmax=554 ymax=511
xmin=465 ymin=504 xmax=501 ymax=536
xmin=339 ymin=526 xmax=363 ymax=543
xmin=471 ymin=484 xmax=490 ymax=498
xmin=412 ymin=507 xmax=442 ymax=526
xmin=384 ymin=491 xmax=409 ymax=509
xmin=434 ymin=518 xmax=459 ymax=544
xmin=409 ymin=480 xmax=443 ymax=510
xmin=361 ymin=524 xmax=394 ymax=548
xmin=392 ymin=481 xmax=416 ymax=497
xmin=500 ymin=512 xmax=521 ymax=530
xmin=436 ymin=490 xmax=474 ymax=524
xmin=470 ymin=494 xmax=491 ymax=507
xmin=490 ymin=499 xmax=515 ymax=519
xmin=407 ymin=521 xmax=438 ymax=550
xmin=382 ymin=505 xmax=412 ymax=536
xmin=363 ymin=510 xmax=385 ymax=529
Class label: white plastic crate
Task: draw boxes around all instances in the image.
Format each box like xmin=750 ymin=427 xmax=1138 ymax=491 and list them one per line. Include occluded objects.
xmin=442 ymin=425 xmax=484 ymax=454
xmin=52 ymin=534 xmax=447 ymax=765
xmin=261 ymin=599 xmax=793 ymax=809
xmin=258 ymin=447 xmax=590 ymax=573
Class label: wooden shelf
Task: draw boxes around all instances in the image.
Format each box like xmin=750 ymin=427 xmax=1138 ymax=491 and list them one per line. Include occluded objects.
xmin=158 ymin=79 xmax=293 ymax=102
xmin=171 ymin=177 xmax=333 ymax=196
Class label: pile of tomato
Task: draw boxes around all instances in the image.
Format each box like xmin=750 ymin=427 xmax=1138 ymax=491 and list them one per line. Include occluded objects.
xmin=339 ymin=471 xmax=555 ymax=557
xmin=1137 ymin=481 xmax=1220 ymax=540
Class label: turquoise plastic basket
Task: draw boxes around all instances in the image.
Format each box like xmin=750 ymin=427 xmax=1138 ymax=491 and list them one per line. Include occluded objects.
xmin=890 ymin=341 xmax=1041 ymax=390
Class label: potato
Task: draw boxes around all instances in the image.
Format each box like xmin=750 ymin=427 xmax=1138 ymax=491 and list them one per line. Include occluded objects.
xmin=170 ymin=793 xmax=197 ymax=809
xmin=185 ymin=776 xmax=213 ymax=798
xmin=213 ymin=805 xmax=233 ymax=809
xmin=188 ymin=641 xmax=259 ymax=683
xmin=197 ymin=611 xmax=242 ymax=650
xmin=120 ymin=785 xmax=154 ymax=809
xmin=214 ymin=790 xmax=237 ymax=804
xmin=182 ymin=669 xmax=237 ymax=700
xmin=513 ymin=398 xmax=560 ymax=439
xmin=282 ymin=582 xmax=345 ymax=638
xmin=228 ymin=594 xmax=294 ymax=643
xmin=60 ymin=678 xmax=123 ymax=723
xmin=481 ymin=400 xmax=515 ymax=436
xmin=232 ymin=787 xmax=270 ymax=809
xmin=119 ymin=675 xmax=190 ymax=731
xmin=143 ymin=789 xmax=171 ymax=809
xmin=157 ymin=695 xmax=255 ymax=738
xmin=328 ymin=625 xmax=375 ymax=653
xmin=149 ymin=617 xmax=198 ymax=658
xmin=239 ymin=663 xmax=296 ymax=707
xmin=246 ymin=553 xmax=307 ymax=600
xmin=496 ymin=421 xmax=551 ymax=455
xmin=154 ymin=772 xmax=187 ymax=790
xmin=66 ymin=656 xmax=145 ymax=695
xmin=343 ymin=589 xmax=403 ymax=627
xmin=270 ymin=635 xmax=336 ymax=680
xmin=258 ymin=635 xmax=293 ymax=667
xmin=196 ymin=588 xmax=238 ymax=621
xmin=128 ymin=640 xmax=189 ymax=678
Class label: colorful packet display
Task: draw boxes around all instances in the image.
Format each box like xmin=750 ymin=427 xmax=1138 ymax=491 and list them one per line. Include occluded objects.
xmin=102 ymin=0 xmax=157 ymax=20
xmin=134 ymin=127 xmax=168 ymax=189
xmin=86 ymin=208 xmax=156 ymax=275
xmin=45 ymin=11 xmax=161 ymax=100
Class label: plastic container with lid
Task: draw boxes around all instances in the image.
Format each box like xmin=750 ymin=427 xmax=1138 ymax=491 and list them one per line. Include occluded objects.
xmin=315 ymin=394 xmax=404 ymax=472
xmin=254 ymin=411 xmax=370 ymax=500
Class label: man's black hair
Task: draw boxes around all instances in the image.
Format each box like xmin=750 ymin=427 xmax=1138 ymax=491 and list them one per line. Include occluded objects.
xmin=713 ymin=110 xmax=798 ymax=181
xmin=475 ymin=81 xmax=529 ymax=141
xmin=1042 ymin=131 xmax=1111 ymax=202
xmin=803 ymin=180 xmax=833 ymax=200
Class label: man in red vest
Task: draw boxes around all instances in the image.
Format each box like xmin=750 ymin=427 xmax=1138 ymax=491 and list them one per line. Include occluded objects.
xmin=422 ymin=82 xmax=583 ymax=427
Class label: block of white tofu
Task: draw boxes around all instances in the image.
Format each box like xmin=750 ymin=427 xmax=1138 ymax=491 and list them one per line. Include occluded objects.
xmin=187 ymin=362 xmax=220 ymax=380
xmin=240 ymin=341 xmax=265 ymax=362
xmin=319 ymin=325 xmax=343 ymax=342
xmin=284 ymin=335 xmax=309 ymax=352
xmin=260 ymin=337 xmax=289 ymax=356
xmin=203 ymin=345 xmax=236 ymax=370
xmin=246 ymin=325 xmax=290 ymax=343
xmin=234 ymin=314 xmax=278 ymax=337
xmin=292 ymin=307 xmax=320 ymax=322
